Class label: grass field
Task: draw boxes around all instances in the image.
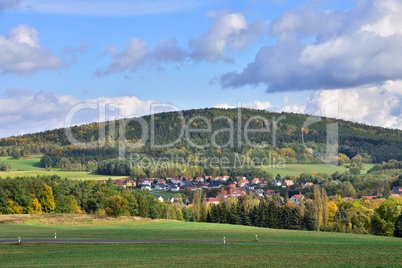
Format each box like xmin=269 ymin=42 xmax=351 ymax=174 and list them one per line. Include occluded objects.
xmin=0 ymin=156 xmax=127 ymax=180
xmin=1 ymin=156 xmax=376 ymax=180
xmin=0 ymin=214 xmax=401 ymax=267
xmin=260 ymin=163 xmax=374 ymax=177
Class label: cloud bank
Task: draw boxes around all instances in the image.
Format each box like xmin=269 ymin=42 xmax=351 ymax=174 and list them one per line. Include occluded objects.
xmin=0 ymin=89 xmax=167 ymax=138
xmin=220 ymin=0 xmax=402 ymax=92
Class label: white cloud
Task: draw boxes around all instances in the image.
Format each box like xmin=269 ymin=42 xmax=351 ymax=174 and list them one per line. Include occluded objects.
xmin=0 ymin=89 xmax=167 ymax=138
xmin=97 ymin=12 xmax=266 ymax=76
xmin=0 ymin=25 xmax=62 ymax=75
xmin=305 ymin=82 xmax=402 ymax=129
xmin=190 ymin=13 xmax=266 ymax=63
xmin=220 ymin=0 xmax=402 ymax=92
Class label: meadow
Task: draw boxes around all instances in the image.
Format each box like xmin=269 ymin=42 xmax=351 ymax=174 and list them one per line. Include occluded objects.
xmin=0 ymin=214 xmax=401 ymax=267
xmin=0 ymin=156 xmax=126 ymax=180
xmin=261 ymin=163 xmax=374 ymax=177
xmin=1 ymin=156 xmax=374 ymax=181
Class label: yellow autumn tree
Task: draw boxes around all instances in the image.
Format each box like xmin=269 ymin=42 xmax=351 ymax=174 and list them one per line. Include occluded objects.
xmin=6 ymin=201 xmax=22 ymax=214
xmin=328 ymin=201 xmax=338 ymax=223
xmin=43 ymin=185 xmax=56 ymax=213
xmin=28 ymin=198 xmax=42 ymax=214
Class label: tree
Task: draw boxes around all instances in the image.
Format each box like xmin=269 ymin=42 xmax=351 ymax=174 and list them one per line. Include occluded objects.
xmin=43 ymin=185 xmax=56 ymax=213
xmin=40 ymin=155 xmax=52 ymax=168
xmin=135 ymin=191 xmax=149 ymax=218
xmin=322 ymin=188 xmax=329 ymax=226
xmin=28 ymin=198 xmax=42 ymax=214
xmin=12 ymin=149 xmax=21 ymax=160
xmin=394 ymin=212 xmax=402 ymax=237
xmin=314 ymin=185 xmax=322 ymax=228
xmin=328 ymin=201 xmax=338 ymax=223
xmin=104 ymin=195 xmax=128 ymax=217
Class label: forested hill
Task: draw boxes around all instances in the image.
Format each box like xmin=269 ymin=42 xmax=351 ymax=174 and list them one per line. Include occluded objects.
xmin=0 ymin=108 xmax=401 ymax=163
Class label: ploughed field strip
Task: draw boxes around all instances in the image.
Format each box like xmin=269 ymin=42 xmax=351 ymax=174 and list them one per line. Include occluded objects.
xmin=0 ymin=238 xmax=293 ymax=245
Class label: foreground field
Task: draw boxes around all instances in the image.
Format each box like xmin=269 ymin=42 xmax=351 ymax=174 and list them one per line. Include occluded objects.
xmin=0 ymin=214 xmax=401 ymax=267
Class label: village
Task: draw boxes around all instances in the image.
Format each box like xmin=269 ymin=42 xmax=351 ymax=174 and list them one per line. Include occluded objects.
xmin=97 ymin=175 xmax=402 ymax=206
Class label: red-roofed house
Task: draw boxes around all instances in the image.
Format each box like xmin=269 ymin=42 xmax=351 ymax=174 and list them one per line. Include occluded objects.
xmin=238 ymin=179 xmax=249 ymax=187
xmin=343 ymin=197 xmax=356 ymax=201
xmin=389 ymin=194 xmax=401 ymax=198
xmin=114 ymin=180 xmax=126 ymax=188
xmin=303 ymin=182 xmax=314 ymax=188
xmin=252 ymin=178 xmax=261 ymax=185
xmin=229 ymin=189 xmax=245 ymax=197
xmin=158 ymin=178 xmax=166 ymax=184
xmin=266 ymin=189 xmax=275 ymax=195
xmin=205 ymin=198 xmax=220 ymax=205
xmin=290 ymin=194 xmax=304 ymax=205
xmin=284 ymin=180 xmax=294 ymax=187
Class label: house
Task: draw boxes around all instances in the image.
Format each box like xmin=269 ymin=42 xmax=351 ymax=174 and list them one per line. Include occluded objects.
xmin=217 ymin=190 xmax=228 ymax=199
xmin=197 ymin=181 xmax=209 ymax=188
xmin=155 ymin=183 xmax=169 ymax=191
xmin=272 ymin=179 xmax=282 ymax=187
xmin=171 ymin=177 xmax=181 ymax=184
xmin=212 ymin=180 xmax=222 ymax=188
xmin=392 ymin=187 xmax=402 ymax=194
xmin=284 ymin=180 xmax=294 ymax=187
xmin=195 ymin=177 xmax=204 ymax=182
xmin=266 ymin=189 xmax=275 ymax=195
xmin=158 ymin=178 xmax=166 ymax=184
xmin=158 ymin=196 xmax=164 ymax=202
xmin=256 ymin=189 xmax=265 ymax=197
xmin=180 ymin=181 xmax=194 ymax=187
xmin=252 ymin=178 xmax=261 ymax=185
xmin=227 ymin=182 xmax=236 ymax=188
xmin=244 ymin=183 xmax=255 ymax=190
xmin=169 ymin=184 xmax=179 ymax=192
xmin=139 ymin=184 xmax=151 ymax=191
xmin=113 ymin=180 xmax=126 ymax=188
xmin=343 ymin=197 xmax=356 ymax=201
xmin=138 ymin=179 xmax=152 ymax=186
xmin=389 ymin=194 xmax=401 ymax=198
xmin=303 ymin=182 xmax=314 ymax=188
xmin=238 ymin=179 xmax=249 ymax=187
xmin=290 ymin=194 xmax=304 ymax=205
xmin=205 ymin=198 xmax=220 ymax=205
xmin=229 ymin=189 xmax=245 ymax=197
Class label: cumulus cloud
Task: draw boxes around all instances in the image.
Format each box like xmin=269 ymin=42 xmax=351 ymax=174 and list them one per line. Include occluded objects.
xmin=205 ymin=8 xmax=230 ymax=18
xmin=0 ymin=25 xmax=62 ymax=75
xmin=305 ymin=82 xmax=402 ymax=129
xmin=190 ymin=13 xmax=266 ymax=63
xmin=0 ymin=89 xmax=167 ymax=138
xmin=0 ymin=0 xmax=20 ymax=10
xmin=220 ymin=0 xmax=402 ymax=92
xmin=96 ymin=12 xmax=266 ymax=76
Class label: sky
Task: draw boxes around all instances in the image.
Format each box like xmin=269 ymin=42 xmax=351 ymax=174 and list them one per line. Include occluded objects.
xmin=0 ymin=0 xmax=401 ymax=138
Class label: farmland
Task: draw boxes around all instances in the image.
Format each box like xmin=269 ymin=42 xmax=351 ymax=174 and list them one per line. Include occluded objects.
xmin=0 ymin=214 xmax=401 ymax=267
xmin=1 ymin=155 xmax=374 ymax=181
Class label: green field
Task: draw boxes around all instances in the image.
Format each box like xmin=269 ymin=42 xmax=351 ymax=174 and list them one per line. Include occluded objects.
xmin=0 ymin=214 xmax=401 ymax=267
xmin=0 ymin=156 xmax=127 ymax=180
xmin=1 ymin=156 xmax=376 ymax=180
xmin=261 ymin=163 xmax=374 ymax=177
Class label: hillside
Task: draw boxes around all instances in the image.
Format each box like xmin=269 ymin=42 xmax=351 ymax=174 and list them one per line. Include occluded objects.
xmin=0 ymin=108 xmax=401 ymax=176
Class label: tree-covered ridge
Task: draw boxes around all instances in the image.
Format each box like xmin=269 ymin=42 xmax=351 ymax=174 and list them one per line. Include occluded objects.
xmin=0 ymin=108 xmax=401 ymax=163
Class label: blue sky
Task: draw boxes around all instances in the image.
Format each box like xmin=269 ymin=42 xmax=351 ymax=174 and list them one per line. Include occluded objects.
xmin=0 ymin=0 xmax=401 ymax=137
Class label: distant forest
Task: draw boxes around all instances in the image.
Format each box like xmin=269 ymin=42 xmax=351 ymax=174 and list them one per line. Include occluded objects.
xmin=0 ymin=108 xmax=400 ymax=175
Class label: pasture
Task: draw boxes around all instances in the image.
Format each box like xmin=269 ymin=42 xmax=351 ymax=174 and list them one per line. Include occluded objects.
xmin=0 ymin=214 xmax=401 ymax=267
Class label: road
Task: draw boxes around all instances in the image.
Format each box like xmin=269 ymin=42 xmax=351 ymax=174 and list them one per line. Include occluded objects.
xmin=0 ymin=238 xmax=292 ymax=245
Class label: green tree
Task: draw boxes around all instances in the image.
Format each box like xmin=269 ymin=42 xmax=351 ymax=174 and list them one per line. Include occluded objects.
xmin=12 ymin=149 xmax=21 ymax=160
xmin=394 ymin=212 xmax=402 ymax=237
xmin=104 ymin=195 xmax=128 ymax=217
